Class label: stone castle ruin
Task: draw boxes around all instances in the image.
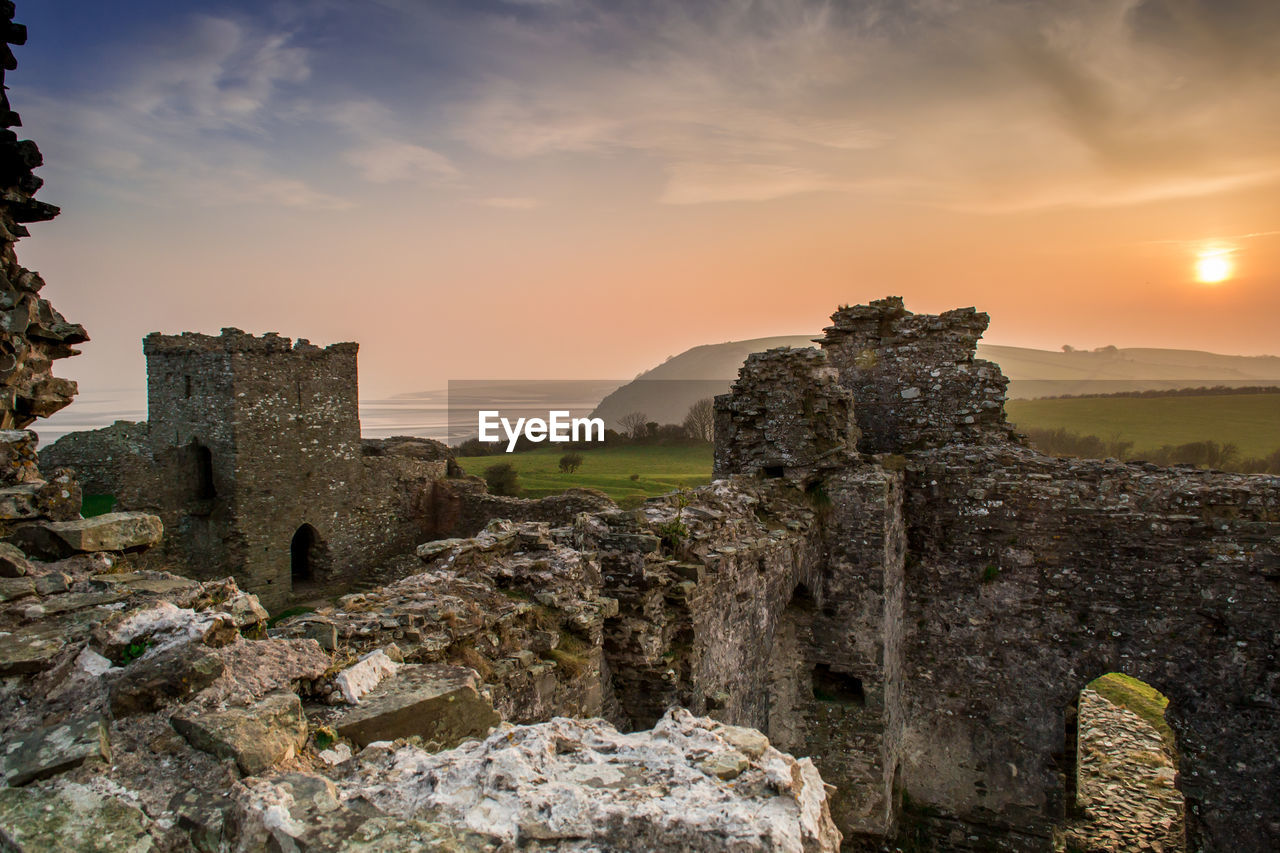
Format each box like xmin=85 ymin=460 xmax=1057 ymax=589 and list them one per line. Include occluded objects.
xmin=42 ymin=297 xmax=1277 ymax=850
xmin=44 ymin=329 xmax=463 ymax=609
xmin=2 ymin=4 xmax=1278 ymax=848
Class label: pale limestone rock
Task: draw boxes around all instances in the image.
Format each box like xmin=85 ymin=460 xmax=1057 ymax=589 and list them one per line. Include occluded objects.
xmin=335 ymin=707 xmax=841 ymax=852
xmin=335 ymin=648 xmax=399 ymax=704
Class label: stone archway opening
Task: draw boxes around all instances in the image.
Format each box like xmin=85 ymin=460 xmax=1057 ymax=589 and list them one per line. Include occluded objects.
xmin=290 ymin=524 xmax=324 ymax=586
xmin=192 ymin=441 xmax=216 ymax=500
xmin=766 ymin=582 xmax=818 ymax=752
xmin=1060 ymin=673 xmax=1185 ymax=853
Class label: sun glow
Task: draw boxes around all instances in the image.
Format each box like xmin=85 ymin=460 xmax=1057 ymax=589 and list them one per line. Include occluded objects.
xmin=1194 ymin=249 xmax=1234 ymax=284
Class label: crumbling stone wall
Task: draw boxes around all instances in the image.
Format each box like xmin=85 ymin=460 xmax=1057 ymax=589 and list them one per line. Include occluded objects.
xmin=819 ymin=296 xmax=1017 ymax=453
xmin=586 ymin=483 xmax=825 ymax=732
xmin=706 ymin=298 xmax=1279 ymax=851
xmin=897 ymin=445 xmax=1279 ymax=850
xmin=0 ymin=1 xmax=85 ymax=430
xmin=713 ymin=346 xmax=858 ymax=481
xmin=430 ymin=479 xmax=617 ymax=538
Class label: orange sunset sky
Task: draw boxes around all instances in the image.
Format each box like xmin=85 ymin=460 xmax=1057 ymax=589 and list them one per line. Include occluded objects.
xmin=12 ymin=0 xmax=1280 ymax=402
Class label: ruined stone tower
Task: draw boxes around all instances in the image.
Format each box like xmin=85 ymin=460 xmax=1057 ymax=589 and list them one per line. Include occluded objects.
xmin=47 ymin=328 xmax=450 ymax=610
xmin=143 ymin=330 xmax=361 ymax=604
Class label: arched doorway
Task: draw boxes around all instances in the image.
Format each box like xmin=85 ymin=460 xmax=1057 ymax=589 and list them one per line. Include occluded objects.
xmin=1060 ymin=673 xmax=1185 ymax=852
xmin=193 ymin=442 xmax=216 ymax=500
xmin=291 ymin=524 xmax=322 ymax=585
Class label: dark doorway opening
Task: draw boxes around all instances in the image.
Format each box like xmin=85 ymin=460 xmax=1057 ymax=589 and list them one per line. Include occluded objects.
xmin=812 ymin=663 xmax=865 ymax=704
xmin=193 ymin=443 xmax=216 ymax=500
xmin=291 ymin=524 xmax=319 ymax=583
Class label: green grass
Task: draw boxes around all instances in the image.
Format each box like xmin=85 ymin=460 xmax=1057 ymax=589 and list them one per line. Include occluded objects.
xmin=81 ymin=494 xmax=116 ymax=518
xmin=454 ymin=444 xmax=713 ymax=507
xmin=1007 ymin=393 xmax=1280 ymax=459
xmin=1088 ymin=672 xmax=1177 ymax=754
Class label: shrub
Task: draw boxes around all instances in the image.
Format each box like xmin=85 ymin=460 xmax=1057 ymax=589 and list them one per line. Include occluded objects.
xmin=655 ymin=519 xmax=689 ymax=554
xmin=629 ymin=473 xmax=640 ymax=481
xmin=559 ymin=452 xmax=584 ymax=474
xmin=483 ymin=462 xmax=521 ymax=496
xmin=455 ymin=437 xmax=498 ymax=457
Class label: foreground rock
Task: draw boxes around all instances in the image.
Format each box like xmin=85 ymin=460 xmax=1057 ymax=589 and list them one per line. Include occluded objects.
xmin=172 ymin=690 xmax=307 ymax=776
xmin=268 ymin=708 xmax=842 ymax=852
xmin=332 ymin=663 xmax=499 ymax=749
xmin=1 ymin=716 xmax=110 ymax=786
xmin=0 ymin=782 xmax=153 ymax=853
xmin=8 ymin=511 xmax=163 ymax=560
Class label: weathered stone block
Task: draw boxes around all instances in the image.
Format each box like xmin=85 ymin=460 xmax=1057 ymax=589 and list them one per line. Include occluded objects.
xmin=109 ymin=642 xmax=225 ymax=716
xmin=33 ymin=468 xmax=80 ymax=520
xmin=0 ymin=624 xmax=64 ymax=675
xmin=1 ymin=715 xmax=109 ymax=786
xmin=171 ymin=690 xmax=307 ymax=776
xmin=0 ymin=541 xmax=30 ymax=576
xmin=0 ymin=429 xmax=40 ymax=486
xmin=0 ymin=482 xmax=38 ymax=519
xmin=332 ymin=664 xmax=499 ymax=748
xmin=41 ymin=511 xmax=162 ymax=554
xmin=0 ymin=573 xmax=33 ymax=601
xmin=0 ymin=782 xmax=153 ymax=852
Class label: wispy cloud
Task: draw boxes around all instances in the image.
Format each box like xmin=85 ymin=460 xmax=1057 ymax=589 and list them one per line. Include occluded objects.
xmin=23 ymin=13 xmax=349 ymax=210
xmin=344 ymin=139 xmax=459 ymax=184
xmin=391 ymin=0 xmax=1280 ymax=209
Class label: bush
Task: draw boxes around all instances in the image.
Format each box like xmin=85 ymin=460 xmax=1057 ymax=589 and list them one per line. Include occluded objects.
xmin=455 ymin=437 xmax=498 ymax=457
xmin=559 ymin=452 xmax=584 ymax=474
xmin=483 ymin=462 xmax=521 ymax=496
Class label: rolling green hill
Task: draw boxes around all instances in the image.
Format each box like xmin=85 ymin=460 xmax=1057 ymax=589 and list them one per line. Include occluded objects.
xmin=592 ymin=336 xmax=1280 ymax=430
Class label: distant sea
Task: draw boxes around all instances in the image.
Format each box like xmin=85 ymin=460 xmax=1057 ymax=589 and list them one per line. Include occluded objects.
xmin=32 ymin=381 xmax=625 ymax=448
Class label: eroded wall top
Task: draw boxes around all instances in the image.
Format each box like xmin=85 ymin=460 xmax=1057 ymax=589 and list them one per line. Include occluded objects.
xmin=819 ymin=296 xmax=1017 ymax=453
xmin=713 ymin=346 xmax=859 ymax=481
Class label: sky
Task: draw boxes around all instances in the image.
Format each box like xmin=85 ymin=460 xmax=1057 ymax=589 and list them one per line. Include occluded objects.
xmin=11 ymin=0 xmax=1280 ymax=404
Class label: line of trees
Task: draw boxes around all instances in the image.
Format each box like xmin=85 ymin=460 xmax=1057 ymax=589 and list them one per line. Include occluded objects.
xmin=1033 ymin=384 xmax=1280 ymax=401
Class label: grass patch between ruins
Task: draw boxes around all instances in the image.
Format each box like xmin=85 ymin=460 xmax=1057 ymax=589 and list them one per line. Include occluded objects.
xmin=81 ymin=493 xmax=116 ymax=518
xmin=454 ymin=444 xmax=713 ymax=507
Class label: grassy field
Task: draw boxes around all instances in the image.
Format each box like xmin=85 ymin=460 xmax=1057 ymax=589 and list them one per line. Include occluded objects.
xmin=451 ymin=394 xmax=1278 ymax=509
xmin=1007 ymin=393 xmax=1280 ymax=459
xmin=454 ymin=444 xmax=714 ymax=507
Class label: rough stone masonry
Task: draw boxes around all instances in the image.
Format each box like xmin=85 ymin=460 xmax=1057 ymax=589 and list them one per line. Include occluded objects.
xmin=705 ymin=297 xmax=1279 ymax=850
xmin=3 ymin=0 xmax=1276 ymax=845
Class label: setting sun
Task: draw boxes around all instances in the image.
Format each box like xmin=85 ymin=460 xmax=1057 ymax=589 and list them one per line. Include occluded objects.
xmin=1195 ymin=250 xmax=1234 ymax=284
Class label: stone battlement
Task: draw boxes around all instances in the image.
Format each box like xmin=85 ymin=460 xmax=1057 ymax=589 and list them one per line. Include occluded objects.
xmin=819 ymin=295 xmax=1017 ymax=453
xmin=143 ymin=328 xmax=357 ymax=358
